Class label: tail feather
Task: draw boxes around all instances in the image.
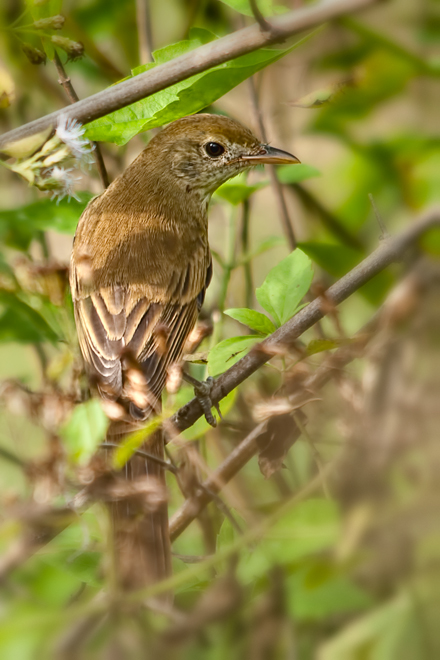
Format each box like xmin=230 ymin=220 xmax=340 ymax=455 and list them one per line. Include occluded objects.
xmin=107 ymin=424 xmax=171 ymax=591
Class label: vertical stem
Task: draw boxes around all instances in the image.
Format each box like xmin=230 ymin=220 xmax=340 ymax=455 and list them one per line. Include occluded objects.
xmin=247 ymin=74 xmax=296 ymax=250
xmin=52 ymin=52 xmax=110 ymax=189
xmin=217 ymin=208 xmax=237 ymax=313
xmin=241 ymin=199 xmax=253 ymax=308
xmin=136 ymin=0 xmax=154 ymax=63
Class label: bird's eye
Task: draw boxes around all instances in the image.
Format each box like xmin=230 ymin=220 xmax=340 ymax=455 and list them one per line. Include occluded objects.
xmin=205 ymin=142 xmax=225 ymax=158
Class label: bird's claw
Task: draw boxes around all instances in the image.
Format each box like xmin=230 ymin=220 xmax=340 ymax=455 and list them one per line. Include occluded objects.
xmin=195 ymin=376 xmax=223 ymax=427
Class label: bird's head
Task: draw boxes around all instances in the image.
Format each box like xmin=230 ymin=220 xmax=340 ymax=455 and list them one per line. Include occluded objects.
xmin=144 ymin=114 xmax=300 ymax=198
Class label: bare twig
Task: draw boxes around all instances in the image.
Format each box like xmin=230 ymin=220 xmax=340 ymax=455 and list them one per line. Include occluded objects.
xmin=249 ymin=0 xmax=273 ymax=32
xmin=0 ymin=0 xmax=379 ymax=150
xmin=2 ymin=211 xmax=436 ymax=574
xmin=136 ymin=0 xmax=154 ymax=63
xmin=52 ymin=52 xmax=110 ymax=189
xmin=171 ymin=208 xmax=440 ymax=433
xmin=247 ymin=74 xmax=296 ymax=249
xmin=170 ymin=422 xmax=267 ymax=540
xmin=0 ymin=445 xmax=26 ymax=469
xmin=241 ymin=199 xmax=253 ymax=308
xmin=169 ymin=310 xmax=385 ymax=539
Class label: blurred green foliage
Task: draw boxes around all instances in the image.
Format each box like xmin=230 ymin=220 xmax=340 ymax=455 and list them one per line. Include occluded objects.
xmin=0 ymin=0 xmax=439 ymax=658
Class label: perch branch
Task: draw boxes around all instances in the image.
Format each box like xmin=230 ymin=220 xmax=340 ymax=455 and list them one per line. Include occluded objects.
xmin=169 ymin=309 xmax=382 ymax=539
xmin=0 ymin=0 xmax=378 ymax=150
xmin=170 ymin=208 xmax=440 ymax=433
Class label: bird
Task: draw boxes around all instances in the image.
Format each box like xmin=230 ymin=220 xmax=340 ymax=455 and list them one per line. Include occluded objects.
xmin=70 ymin=113 xmax=299 ymax=590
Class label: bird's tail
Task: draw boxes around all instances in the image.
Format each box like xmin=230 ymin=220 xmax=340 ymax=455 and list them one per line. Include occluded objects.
xmin=106 ymin=423 xmax=172 ymax=591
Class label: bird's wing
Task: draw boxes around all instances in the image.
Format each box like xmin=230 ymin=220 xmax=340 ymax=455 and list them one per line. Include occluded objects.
xmin=71 ymin=251 xmax=211 ymax=411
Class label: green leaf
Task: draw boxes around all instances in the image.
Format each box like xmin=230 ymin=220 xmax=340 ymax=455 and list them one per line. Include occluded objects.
xmin=420 ymin=227 xmax=440 ymax=256
xmin=112 ymin=414 xmax=164 ymax=468
xmin=276 ymin=163 xmax=321 ymax=184
xmin=42 ymin=550 xmax=102 ymax=588
xmin=0 ymin=291 xmax=59 ymax=344
xmin=319 ymin=595 xmax=411 ymax=660
xmin=85 ymin=29 xmax=309 ymax=145
xmin=286 ymin=562 xmax=373 ymax=622
xmin=299 ymin=241 xmax=361 ymax=278
xmin=238 ymin=499 xmax=340 ymax=583
xmin=224 ymin=308 xmax=276 ymax=335
xmin=0 ymin=193 xmax=92 ymax=250
xmin=214 ymin=173 xmax=268 ymax=205
xmin=256 ymin=248 xmax=313 ymax=326
xmin=208 ymin=335 xmax=261 ymax=376
xmin=60 ymin=399 xmax=108 ymax=465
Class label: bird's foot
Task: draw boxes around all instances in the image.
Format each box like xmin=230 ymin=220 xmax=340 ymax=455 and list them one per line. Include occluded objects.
xmin=182 ymin=373 xmax=221 ymax=427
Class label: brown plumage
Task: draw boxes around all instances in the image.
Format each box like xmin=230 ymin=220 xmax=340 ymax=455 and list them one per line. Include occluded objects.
xmin=70 ymin=113 xmax=299 ymax=590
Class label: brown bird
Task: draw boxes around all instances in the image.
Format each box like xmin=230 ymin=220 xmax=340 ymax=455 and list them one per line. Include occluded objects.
xmin=70 ymin=113 xmax=299 ymax=590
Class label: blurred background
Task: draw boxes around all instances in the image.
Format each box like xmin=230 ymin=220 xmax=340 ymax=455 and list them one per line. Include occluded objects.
xmin=0 ymin=0 xmax=439 ymax=658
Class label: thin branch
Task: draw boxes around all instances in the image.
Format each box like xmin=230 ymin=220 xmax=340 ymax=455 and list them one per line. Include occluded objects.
xmin=249 ymin=0 xmax=273 ymax=32
xmin=0 ymin=0 xmax=379 ymax=150
xmin=247 ymin=73 xmax=296 ymax=249
xmin=0 ymin=445 xmax=26 ymax=469
xmin=170 ymin=421 xmax=266 ymax=540
xmin=170 ymin=208 xmax=440 ymax=434
xmin=241 ymin=199 xmax=253 ymax=308
xmin=2 ymin=211 xmax=437 ymax=574
xmin=170 ymin=308 xmax=382 ymax=540
xmin=136 ymin=0 xmax=154 ymax=63
xmin=52 ymin=52 xmax=110 ymax=189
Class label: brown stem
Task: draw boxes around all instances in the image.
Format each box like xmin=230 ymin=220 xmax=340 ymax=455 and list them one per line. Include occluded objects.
xmin=247 ymin=74 xmax=296 ymax=249
xmin=136 ymin=0 xmax=154 ymax=63
xmin=249 ymin=0 xmax=273 ymax=32
xmin=241 ymin=199 xmax=253 ymax=308
xmin=169 ymin=307 xmax=383 ymax=539
xmin=52 ymin=52 xmax=110 ymax=189
xmin=0 ymin=0 xmax=379 ymax=150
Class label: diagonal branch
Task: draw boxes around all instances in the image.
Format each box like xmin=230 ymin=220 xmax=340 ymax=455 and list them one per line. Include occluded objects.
xmin=170 ymin=309 xmax=381 ymax=540
xmin=0 ymin=0 xmax=378 ymax=150
xmin=171 ymin=208 xmax=440 ymax=433
xmin=1 ymin=208 xmax=437 ymax=577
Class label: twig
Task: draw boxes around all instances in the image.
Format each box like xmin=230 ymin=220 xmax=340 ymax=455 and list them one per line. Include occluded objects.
xmin=171 ymin=208 xmax=440 ymax=433
xmin=136 ymin=0 xmax=154 ymax=63
xmin=247 ymin=74 xmax=296 ymax=249
xmin=52 ymin=52 xmax=110 ymax=189
xmin=292 ymin=412 xmax=330 ymax=498
xmin=0 ymin=0 xmax=379 ymax=150
xmin=249 ymin=0 xmax=273 ymax=32
xmin=369 ymin=193 xmax=389 ymax=240
xmin=169 ymin=309 xmax=383 ymax=539
xmin=100 ymin=442 xmax=178 ymax=473
xmin=0 ymin=445 xmax=26 ymax=468
xmin=241 ymin=199 xmax=253 ymax=308
xmin=170 ymin=421 xmax=267 ymax=540
xmin=3 ymin=210 xmax=436 ymax=574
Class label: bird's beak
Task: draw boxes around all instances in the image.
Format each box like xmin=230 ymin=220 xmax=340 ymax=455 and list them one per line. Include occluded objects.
xmin=241 ymin=145 xmax=301 ymax=165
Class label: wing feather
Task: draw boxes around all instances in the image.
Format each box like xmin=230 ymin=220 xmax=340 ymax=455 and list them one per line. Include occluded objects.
xmin=71 ymin=248 xmax=211 ymax=411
